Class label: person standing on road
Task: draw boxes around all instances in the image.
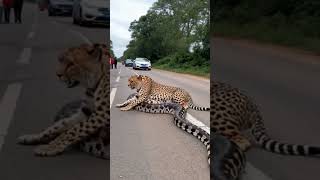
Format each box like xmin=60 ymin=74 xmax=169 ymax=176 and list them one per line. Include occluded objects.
xmin=0 ymin=0 xmax=3 ymax=23
xmin=109 ymin=57 xmax=113 ymax=69
xmin=3 ymin=0 xmax=13 ymax=23
xmin=114 ymin=58 xmax=118 ymax=69
xmin=13 ymin=0 xmax=23 ymax=23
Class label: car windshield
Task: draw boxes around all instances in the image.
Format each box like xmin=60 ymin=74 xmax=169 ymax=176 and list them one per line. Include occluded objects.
xmin=135 ymin=58 xmax=149 ymax=62
xmin=126 ymin=59 xmax=132 ymax=63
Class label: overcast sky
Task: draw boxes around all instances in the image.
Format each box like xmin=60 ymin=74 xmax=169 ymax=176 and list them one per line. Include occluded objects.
xmin=111 ymin=0 xmax=157 ymax=58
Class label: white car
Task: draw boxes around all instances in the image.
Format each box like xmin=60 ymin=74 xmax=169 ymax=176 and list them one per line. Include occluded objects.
xmin=72 ymin=0 xmax=109 ymax=26
xmin=133 ymin=58 xmax=152 ymax=70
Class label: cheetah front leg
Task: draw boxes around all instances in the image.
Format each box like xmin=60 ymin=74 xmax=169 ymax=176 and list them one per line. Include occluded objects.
xmin=119 ymin=94 xmax=149 ymax=111
xmin=18 ymin=109 xmax=87 ymax=145
xmin=115 ymin=93 xmax=138 ymax=108
xmin=34 ymin=112 xmax=109 ymax=157
xmin=115 ymin=98 xmax=136 ymax=108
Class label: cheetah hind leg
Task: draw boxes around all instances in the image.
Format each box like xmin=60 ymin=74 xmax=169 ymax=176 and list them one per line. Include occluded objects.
xmin=116 ymin=93 xmax=138 ymax=108
xmin=230 ymin=134 xmax=252 ymax=152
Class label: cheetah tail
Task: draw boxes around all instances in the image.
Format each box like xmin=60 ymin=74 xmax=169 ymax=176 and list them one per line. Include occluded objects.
xmin=189 ymin=103 xmax=210 ymax=111
xmin=173 ymin=116 xmax=210 ymax=164
xmin=252 ymin=115 xmax=320 ymax=157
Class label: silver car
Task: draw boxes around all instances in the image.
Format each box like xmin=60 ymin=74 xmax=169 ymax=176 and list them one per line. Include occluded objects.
xmin=72 ymin=0 xmax=109 ymax=26
xmin=133 ymin=58 xmax=152 ymax=70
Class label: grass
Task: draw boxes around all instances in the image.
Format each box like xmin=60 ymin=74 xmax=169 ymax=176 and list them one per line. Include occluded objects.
xmin=153 ymin=64 xmax=210 ymax=78
xmin=212 ymin=22 xmax=320 ymax=55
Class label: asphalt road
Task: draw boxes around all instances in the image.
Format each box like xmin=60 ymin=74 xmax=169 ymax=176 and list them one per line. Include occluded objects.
xmin=212 ymin=37 xmax=320 ymax=180
xmin=110 ymin=65 xmax=210 ymax=180
xmin=0 ymin=3 xmax=109 ymax=180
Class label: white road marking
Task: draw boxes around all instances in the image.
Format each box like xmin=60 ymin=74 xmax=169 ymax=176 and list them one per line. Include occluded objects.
xmin=28 ymin=31 xmax=35 ymax=39
xmin=110 ymin=88 xmax=117 ymax=108
xmin=17 ymin=48 xmax=32 ymax=64
xmin=0 ymin=83 xmax=22 ymax=149
xmin=116 ymin=76 xmax=120 ymax=82
xmin=69 ymin=30 xmax=92 ymax=45
xmin=119 ymin=68 xmax=121 ymax=74
xmin=185 ymin=113 xmax=210 ymax=134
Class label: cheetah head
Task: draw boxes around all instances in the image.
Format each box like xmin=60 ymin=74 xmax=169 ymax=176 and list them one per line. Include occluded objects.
xmin=56 ymin=43 xmax=107 ymax=88
xmin=127 ymin=75 xmax=144 ymax=90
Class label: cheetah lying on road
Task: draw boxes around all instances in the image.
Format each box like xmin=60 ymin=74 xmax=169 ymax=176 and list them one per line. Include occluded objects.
xmin=17 ymin=43 xmax=110 ymax=157
xmin=116 ymin=75 xmax=210 ymax=111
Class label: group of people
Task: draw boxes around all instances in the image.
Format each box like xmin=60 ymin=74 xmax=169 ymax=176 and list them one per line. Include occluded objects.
xmin=0 ymin=0 xmax=24 ymax=24
xmin=109 ymin=57 xmax=118 ymax=69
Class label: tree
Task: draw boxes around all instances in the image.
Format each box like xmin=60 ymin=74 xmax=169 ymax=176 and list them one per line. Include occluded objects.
xmin=123 ymin=0 xmax=209 ymax=64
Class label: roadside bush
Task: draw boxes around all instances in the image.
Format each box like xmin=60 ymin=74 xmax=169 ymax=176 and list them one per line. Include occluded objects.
xmin=154 ymin=52 xmax=210 ymax=77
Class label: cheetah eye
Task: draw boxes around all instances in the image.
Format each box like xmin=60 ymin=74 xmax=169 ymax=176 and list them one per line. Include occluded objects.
xmin=65 ymin=62 xmax=75 ymax=70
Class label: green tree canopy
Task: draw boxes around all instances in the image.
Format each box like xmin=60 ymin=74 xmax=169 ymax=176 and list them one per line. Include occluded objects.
xmin=123 ymin=0 xmax=209 ymax=63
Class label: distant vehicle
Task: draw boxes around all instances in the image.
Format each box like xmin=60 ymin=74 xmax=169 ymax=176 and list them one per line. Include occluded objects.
xmin=48 ymin=0 xmax=74 ymax=16
xmin=72 ymin=0 xmax=110 ymax=26
xmin=124 ymin=59 xmax=134 ymax=67
xmin=133 ymin=58 xmax=151 ymax=70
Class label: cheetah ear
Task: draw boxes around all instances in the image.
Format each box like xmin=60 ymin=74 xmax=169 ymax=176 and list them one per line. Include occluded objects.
xmin=87 ymin=44 xmax=103 ymax=62
xmin=137 ymin=75 xmax=142 ymax=80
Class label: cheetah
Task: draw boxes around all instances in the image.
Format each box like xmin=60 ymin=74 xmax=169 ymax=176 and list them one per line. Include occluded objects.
xmin=116 ymin=75 xmax=210 ymax=111
xmin=17 ymin=43 xmax=110 ymax=158
xmin=211 ymin=80 xmax=320 ymax=156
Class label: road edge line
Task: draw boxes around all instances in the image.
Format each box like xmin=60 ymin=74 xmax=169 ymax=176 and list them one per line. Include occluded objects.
xmin=110 ymin=88 xmax=117 ymax=108
xmin=17 ymin=48 xmax=32 ymax=64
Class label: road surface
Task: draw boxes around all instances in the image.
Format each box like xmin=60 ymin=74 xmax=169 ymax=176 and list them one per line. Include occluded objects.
xmin=0 ymin=3 xmax=109 ymax=180
xmin=212 ymin=37 xmax=320 ymax=180
xmin=110 ymin=65 xmax=210 ymax=180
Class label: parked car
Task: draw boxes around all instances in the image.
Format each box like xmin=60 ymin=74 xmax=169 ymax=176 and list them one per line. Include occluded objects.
xmin=124 ymin=59 xmax=133 ymax=67
xmin=72 ymin=0 xmax=110 ymax=26
xmin=133 ymin=58 xmax=151 ymax=70
xmin=48 ymin=0 xmax=74 ymax=16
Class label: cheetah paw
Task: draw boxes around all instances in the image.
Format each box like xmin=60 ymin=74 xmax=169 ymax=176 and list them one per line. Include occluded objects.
xmin=115 ymin=103 xmax=125 ymax=108
xmin=120 ymin=106 xmax=132 ymax=111
xmin=34 ymin=144 xmax=64 ymax=157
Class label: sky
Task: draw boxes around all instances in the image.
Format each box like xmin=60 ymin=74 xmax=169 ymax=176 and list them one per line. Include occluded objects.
xmin=111 ymin=0 xmax=157 ymax=58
